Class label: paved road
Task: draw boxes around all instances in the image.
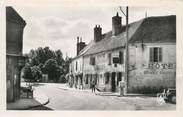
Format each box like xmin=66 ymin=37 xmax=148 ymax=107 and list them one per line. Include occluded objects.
xmin=31 ymin=83 xmax=176 ymax=110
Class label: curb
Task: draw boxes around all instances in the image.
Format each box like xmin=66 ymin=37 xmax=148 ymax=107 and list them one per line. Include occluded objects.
xmin=58 ymin=87 xmax=91 ymax=93
xmin=25 ymin=98 xmax=50 ymax=110
xmin=7 ymin=97 xmax=50 ymax=110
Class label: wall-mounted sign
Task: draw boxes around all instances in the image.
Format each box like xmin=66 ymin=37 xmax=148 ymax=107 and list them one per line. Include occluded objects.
xmin=148 ymin=63 xmax=175 ymax=69
xmin=113 ymin=57 xmax=119 ymax=64
xmin=143 ymin=63 xmax=176 ymax=75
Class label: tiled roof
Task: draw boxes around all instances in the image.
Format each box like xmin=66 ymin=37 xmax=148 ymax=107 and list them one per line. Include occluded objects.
xmin=75 ymin=15 xmax=176 ymax=57
xmin=129 ymin=15 xmax=176 ymax=43
xmin=84 ymin=18 xmax=144 ymax=56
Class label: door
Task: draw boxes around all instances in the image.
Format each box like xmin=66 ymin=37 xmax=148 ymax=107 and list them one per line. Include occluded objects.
xmin=117 ymin=72 xmax=122 ymax=87
xmin=111 ymin=72 xmax=116 ymax=92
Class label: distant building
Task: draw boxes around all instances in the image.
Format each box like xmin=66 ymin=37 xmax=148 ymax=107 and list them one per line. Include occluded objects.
xmin=6 ymin=6 xmax=26 ymax=102
xmin=69 ymin=13 xmax=176 ymax=93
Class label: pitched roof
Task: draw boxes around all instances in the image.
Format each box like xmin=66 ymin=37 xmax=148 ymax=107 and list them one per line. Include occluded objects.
xmin=75 ymin=15 xmax=176 ymax=57
xmin=6 ymin=6 xmax=26 ymax=26
xmin=129 ymin=15 xmax=176 ymax=43
xmin=83 ymin=18 xmax=144 ymax=56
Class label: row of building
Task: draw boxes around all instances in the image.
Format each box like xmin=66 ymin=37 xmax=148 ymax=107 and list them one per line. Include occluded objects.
xmin=69 ymin=12 xmax=176 ymax=93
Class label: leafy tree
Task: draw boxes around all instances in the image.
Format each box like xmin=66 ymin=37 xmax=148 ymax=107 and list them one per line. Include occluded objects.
xmin=43 ymin=47 xmax=55 ymax=61
xmin=28 ymin=49 xmax=39 ymax=66
xmin=44 ymin=59 xmax=59 ymax=82
xmin=64 ymin=57 xmax=72 ymax=75
xmin=24 ymin=46 xmax=68 ymax=83
xmin=21 ymin=63 xmax=34 ymax=82
xmin=31 ymin=66 xmax=42 ymax=82
xmin=55 ymin=50 xmax=65 ymax=66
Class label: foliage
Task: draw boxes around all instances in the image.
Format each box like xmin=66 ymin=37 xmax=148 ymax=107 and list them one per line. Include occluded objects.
xmin=21 ymin=63 xmax=34 ymax=82
xmin=23 ymin=46 xmax=72 ymax=83
xmin=55 ymin=50 xmax=65 ymax=66
xmin=31 ymin=65 xmax=42 ymax=82
xmin=64 ymin=56 xmax=72 ymax=75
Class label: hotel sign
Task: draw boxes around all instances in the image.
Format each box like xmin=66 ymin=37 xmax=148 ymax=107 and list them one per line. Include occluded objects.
xmin=143 ymin=63 xmax=176 ymax=75
xmin=148 ymin=63 xmax=175 ymax=69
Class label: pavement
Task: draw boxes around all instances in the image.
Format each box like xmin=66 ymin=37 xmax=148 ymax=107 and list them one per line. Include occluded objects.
xmin=7 ymin=88 xmax=49 ymax=110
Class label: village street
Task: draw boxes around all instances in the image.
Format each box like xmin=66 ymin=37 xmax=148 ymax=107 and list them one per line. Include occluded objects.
xmin=29 ymin=83 xmax=176 ymax=110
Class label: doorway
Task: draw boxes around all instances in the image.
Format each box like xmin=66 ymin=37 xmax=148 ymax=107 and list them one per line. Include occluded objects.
xmin=111 ymin=72 xmax=116 ymax=92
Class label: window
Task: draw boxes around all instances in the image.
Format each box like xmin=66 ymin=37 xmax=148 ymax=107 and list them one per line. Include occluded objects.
xmin=150 ymin=47 xmax=162 ymax=62
xmin=85 ymin=74 xmax=88 ymax=84
xmin=108 ymin=53 xmax=111 ymax=65
xmin=90 ymin=57 xmax=95 ymax=65
xmin=119 ymin=51 xmax=124 ymax=64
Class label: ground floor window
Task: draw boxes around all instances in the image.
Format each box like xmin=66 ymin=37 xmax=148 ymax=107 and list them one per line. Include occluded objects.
xmin=105 ymin=72 xmax=110 ymax=84
xmin=85 ymin=74 xmax=89 ymax=84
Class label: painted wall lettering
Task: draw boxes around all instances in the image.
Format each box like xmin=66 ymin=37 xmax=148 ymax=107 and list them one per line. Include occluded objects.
xmin=148 ymin=63 xmax=175 ymax=69
xmin=144 ymin=70 xmax=174 ymax=75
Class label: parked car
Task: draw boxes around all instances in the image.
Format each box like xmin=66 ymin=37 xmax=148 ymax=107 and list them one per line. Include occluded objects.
xmin=157 ymin=88 xmax=176 ymax=104
xmin=165 ymin=88 xmax=176 ymax=104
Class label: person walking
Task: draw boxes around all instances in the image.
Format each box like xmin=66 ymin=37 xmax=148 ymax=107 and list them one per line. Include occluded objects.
xmin=91 ymin=80 xmax=96 ymax=93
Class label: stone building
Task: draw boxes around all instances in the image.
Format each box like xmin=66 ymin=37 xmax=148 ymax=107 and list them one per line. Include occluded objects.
xmin=69 ymin=13 xmax=176 ymax=93
xmin=6 ymin=7 xmax=26 ymax=102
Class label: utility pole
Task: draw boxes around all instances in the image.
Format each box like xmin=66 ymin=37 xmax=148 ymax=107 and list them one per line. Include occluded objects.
xmin=125 ymin=6 xmax=129 ymax=94
xmin=119 ymin=6 xmax=129 ymax=95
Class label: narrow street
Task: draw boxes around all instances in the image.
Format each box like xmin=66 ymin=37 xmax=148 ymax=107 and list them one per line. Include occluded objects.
xmin=29 ymin=83 xmax=176 ymax=110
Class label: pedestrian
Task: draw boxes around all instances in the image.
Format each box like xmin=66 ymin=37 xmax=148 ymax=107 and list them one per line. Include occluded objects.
xmin=91 ymin=80 xmax=95 ymax=93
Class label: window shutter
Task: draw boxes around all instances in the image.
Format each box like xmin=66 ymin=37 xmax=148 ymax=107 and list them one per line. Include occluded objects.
xmin=119 ymin=51 xmax=124 ymax=64
xmin=93 ymin=57 xmax=95 ymax=65
xmin=119 ymin=51 xmax=122 ymax=64
xmin=121 ymin=51 xmax=124 ymax=64
xmin=153 ymin=47 xmax=158 ymax=62
xmin=149 ymin=48 xmax=153 ymax=62
xmin=159 ymin=48 xmax=162 ymax=62
xmin=108 ymin=53 xmax=111 ymax=65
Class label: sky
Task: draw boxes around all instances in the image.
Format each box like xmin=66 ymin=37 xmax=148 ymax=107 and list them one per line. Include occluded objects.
xmin=4 ymin=0 xmax=177 ymax=58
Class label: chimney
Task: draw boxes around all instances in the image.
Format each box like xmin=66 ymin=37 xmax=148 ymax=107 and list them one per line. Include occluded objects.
xmin=77 ymin=36 xmax=79 ymax=43
xmin=112 ymin=12 xmax=122 ymax=36
xmin=76 ymin=36 xmax=86 ymax=56
xmin=76 ymin=36 xmax=80 ymax=55
xmin=94 ymin=25 xmax=102 ymax=42
xmin=80 ymin=37 xmax=82 ymax=42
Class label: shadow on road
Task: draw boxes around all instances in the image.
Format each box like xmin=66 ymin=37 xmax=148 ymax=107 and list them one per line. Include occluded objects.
xmin=28 ymin=105 xmax=53 ymax=110
xmin=32 ymin=83 xmax=46 ymax=87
